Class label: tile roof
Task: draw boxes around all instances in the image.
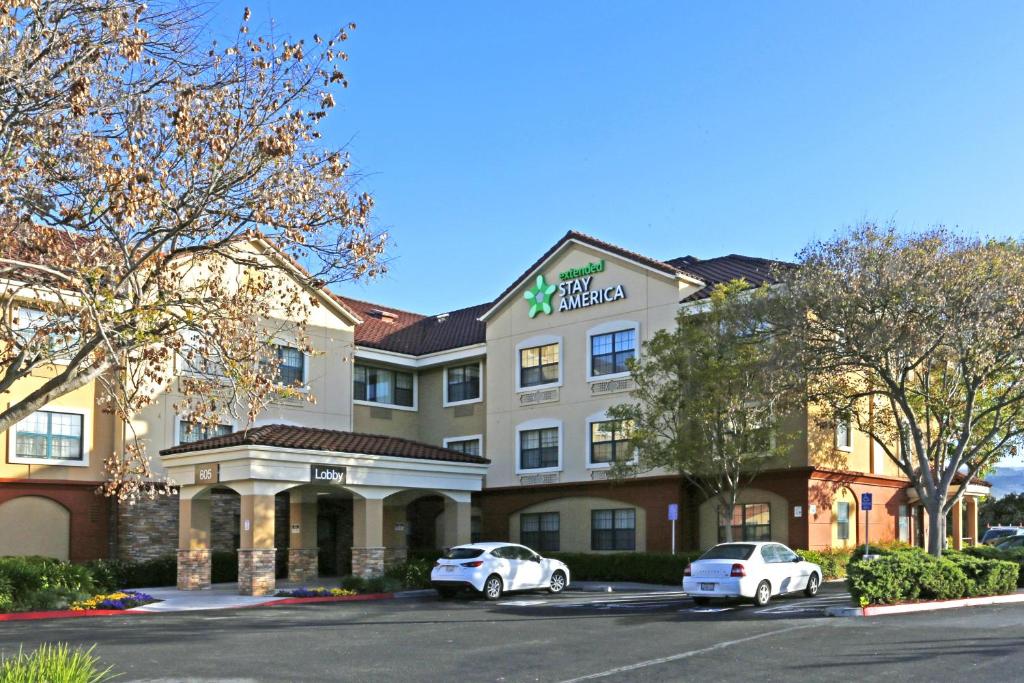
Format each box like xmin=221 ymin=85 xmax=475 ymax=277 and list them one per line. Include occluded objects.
xmin=160 ymin=423 xmax=490 ymax=463
xmin=336 ymin=296 xmax=488 ymax=356
xmin=665 ymin=254 xmax=791 ymax=302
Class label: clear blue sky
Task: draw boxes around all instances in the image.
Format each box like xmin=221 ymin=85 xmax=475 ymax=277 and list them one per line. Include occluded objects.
xmin=208 ymin=1 xmax=1024 ymax=314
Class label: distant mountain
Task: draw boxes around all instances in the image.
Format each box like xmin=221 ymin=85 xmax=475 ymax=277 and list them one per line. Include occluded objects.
xmin=985 ymin=466 xmax=1024 ymax=498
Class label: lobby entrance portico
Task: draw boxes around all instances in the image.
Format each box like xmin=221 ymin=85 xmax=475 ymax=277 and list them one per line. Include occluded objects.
xmin=161 ymin=425 xmax=488 ymax=595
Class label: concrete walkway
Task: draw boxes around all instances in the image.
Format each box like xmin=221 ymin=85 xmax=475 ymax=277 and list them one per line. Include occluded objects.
xmin=124 ymin=579 xmax=682 ymax=613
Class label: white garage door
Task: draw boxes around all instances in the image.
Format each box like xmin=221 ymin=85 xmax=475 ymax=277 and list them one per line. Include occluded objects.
xmin=0 ymin=496 xmax=71 ymax=560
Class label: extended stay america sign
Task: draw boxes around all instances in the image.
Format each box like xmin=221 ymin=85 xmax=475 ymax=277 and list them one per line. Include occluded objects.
xmin=523 ymin=259 xmax=626 ymax=318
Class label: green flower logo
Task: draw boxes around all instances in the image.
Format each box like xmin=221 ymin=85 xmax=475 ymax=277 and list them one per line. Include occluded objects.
xmin=524 ymin=274 xmax=557 ymax=318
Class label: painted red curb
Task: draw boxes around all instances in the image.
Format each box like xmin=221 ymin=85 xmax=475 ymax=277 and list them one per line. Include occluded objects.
xmin=0 ymin=609 xmax=135 ymax=622
xmin=861 ymin=592 xmax=1024 ymax=616
xmin=266 ymin=592 xmax=395 ymax=606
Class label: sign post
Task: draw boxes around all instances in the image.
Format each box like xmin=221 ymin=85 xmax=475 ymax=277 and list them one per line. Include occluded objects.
xmin=668 ymin=503 xmax=679 ymax=555
xmin=861 ymin=492 xmax=873 ymax=557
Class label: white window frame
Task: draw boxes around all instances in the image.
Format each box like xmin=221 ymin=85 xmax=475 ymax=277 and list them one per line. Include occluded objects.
xmin=267 ymin=342 xmax=310 ymax=391
xmin=586 ymin=320 xmax=640 ymax=382
xmin=14 ymin=306 xmax=79 ymax=367
xmin=585 ymin=410 xmax=636 ymax=470
xmin=515 ymin=334 xmax=563 ymax=393
xmin=353 ymin=363 xmax=419 ymax=412
xmin=173 ymin=415 xmax=238 ymax=447
xmin=8 ymin=405 xmax=91 ymax=467
xmin=836 ymin=417 xmax=853 ymax=452
xmin=515 ymin=418 xmax=563 ymax=475
xmin=443 ymin=361 xmax=484 ymax=407
xmin=442 ymin=434 xmax=484 ymax=457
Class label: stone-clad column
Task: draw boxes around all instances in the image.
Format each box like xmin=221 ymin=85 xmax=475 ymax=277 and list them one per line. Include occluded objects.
xmin=288 ymin=488 xmax=319 ymax=584
xmin=177 ymin=488 xmax=212 ymax=591
xmin=352 ymin=496 xmax=385 ymax=578
xmin=238 ymin=492 xmax=277 ymax=596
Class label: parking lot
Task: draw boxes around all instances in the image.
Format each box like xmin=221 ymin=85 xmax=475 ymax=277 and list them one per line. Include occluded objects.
xmin=2 ymin=581 xmax=1023 ymax=682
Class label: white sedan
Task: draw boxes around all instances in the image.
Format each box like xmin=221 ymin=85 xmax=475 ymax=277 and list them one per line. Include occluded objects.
xmin=683 ymin=542 xmax=822 ymax=606
xmin=430 ymin=542 xmax=571 ymax=600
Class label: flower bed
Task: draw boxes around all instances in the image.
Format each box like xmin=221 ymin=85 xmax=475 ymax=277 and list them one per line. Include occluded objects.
xmin=71 ymin=591 xmax=159 ymax=611
xmin=274 ymin=587 xmax=357 ymax=598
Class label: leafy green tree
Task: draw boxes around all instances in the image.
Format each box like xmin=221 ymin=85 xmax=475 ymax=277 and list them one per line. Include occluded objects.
xmin=609 ymin=281 xmax=799 ymax=542
xmin=772 ymin=225 xmax=1024 ymax=556
xmin=979 ymin=493 xmax=1024 ymax=528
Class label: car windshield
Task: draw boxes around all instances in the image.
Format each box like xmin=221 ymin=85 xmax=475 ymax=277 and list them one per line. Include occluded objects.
xmin=982 ymin=529 xmax=1017 ymax=543
xmin=443 ymin=548 xmax=485 ymax=560
xmin=700 ymin=544 xmax=756 ymax=561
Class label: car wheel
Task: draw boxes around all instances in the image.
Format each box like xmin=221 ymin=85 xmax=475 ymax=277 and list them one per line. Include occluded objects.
xmin=548 ymin=570 xmax=567 ymax=594
xmin=753 ymin=580 xmax=771 ymax=606
xmin=483 ymin=574 xmax=503 ymax=601
xmin=436 ymin=588 xmax=457 ymax=599
xmin=803 ymin=573 xmax=820 ymax=597
xmin=692 ymin=597 xmax=710 ymax=606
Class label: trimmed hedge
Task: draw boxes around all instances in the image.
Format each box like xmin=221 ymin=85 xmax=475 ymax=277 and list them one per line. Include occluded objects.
xmin=846 ymin=546 xmax=1018 ymax=606
xmin=86 ymin=552 xmax=238 ymax=591
xmin=0 ymin=556 xmax=97 ymax=613
xmin=545 ymin=552 xmax=702 ymax=585
xmin=962 ymin=545 xmax=1024 ymax=587
xmin=796 ymin=548 xmax=853 ymax=579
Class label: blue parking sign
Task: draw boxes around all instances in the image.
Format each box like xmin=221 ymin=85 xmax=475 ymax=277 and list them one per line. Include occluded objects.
xmin=861 ymin=493 xmax=873 ymax=511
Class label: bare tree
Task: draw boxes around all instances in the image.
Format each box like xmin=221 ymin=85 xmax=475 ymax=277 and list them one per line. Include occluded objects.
xmin=0 ymin=1 xmax=387 ymax=501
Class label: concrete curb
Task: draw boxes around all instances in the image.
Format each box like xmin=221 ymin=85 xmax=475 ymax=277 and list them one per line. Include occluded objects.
xmin=826 ymin=592 xmax=1024 ymax=618
xmin=0 ymin=609 xmax=135 ymax=622
xmin=266 ymin=592 xmax=394 ymax=606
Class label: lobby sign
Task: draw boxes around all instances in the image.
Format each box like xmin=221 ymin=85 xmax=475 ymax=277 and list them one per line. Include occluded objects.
xmin=310 ymin=463 xmax=346 ymax=484
xmin=523 ymin=259 xmax=627 ymax=318
xmin=194 ymin=463 xmax=219 ymax=484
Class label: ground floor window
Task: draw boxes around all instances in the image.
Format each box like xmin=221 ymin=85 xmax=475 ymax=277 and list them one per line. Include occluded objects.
xmin=719 ymin=503 xmax=771 ymax=542
xmin=520 ymin=512 xmax=559 ymax=551
xmin=898 ymin=504 xmax=911 ymax=543
xmin=836 ymin=501 xmax=851 ymax=540
xmin=591 ymin=508 xmax=635 ymax=550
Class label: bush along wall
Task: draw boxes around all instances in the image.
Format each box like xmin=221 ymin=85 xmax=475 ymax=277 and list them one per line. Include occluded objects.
xmin=795 ymin=548 xmax=853 ymax=579
xmin=0 ymin=556 xmax=97 ymax=613
xmin=962 ymin=545 xmax=1024 ymax=587
xmin=545 ymin=552 xmax=703 ymax=585
xmin=846 ymin=546 xmax=1019 ymax=606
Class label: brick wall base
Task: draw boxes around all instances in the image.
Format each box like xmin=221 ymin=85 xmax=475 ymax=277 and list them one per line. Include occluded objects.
xmin=351 ymin=546 xmax=385 ymax=578
xmin=177 ymin=549 xmax=211 ymax=590
xmin=238 ymin=548 xmax=277 ymax=596
xmin=288 ymin=548 xmax=319 ymax=584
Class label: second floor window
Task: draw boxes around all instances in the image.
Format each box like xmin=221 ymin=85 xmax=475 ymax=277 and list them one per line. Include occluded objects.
xmin=354 ymin=364 xmax=414 ymax=407
xmin=520 ymin=343 xmax=559 ymax=388
xmin=263 ymin=345 xmax=305 ymax=386
xmin=590 ymin=420 xmax=633 ymax=464
xmin=447 ymin=364 xmax=481 ymax=403
xmin=591 ymin=328 xmax=636 ymax=376
xmin=519 ymin=427 xmax=559 ymax=469
xmin=445 ymin=437 xmax=481 ymax=457
xmin=179 ymin=421 xmax=233 ymax=445
xmin=15 ymin=410 xmax=84 ymax=462
xmin=836 ymin=418 xmax=852 ymax=449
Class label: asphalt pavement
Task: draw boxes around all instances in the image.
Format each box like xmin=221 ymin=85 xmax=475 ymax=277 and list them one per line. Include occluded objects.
xmin=1 ymin=582 xmax=1022 ymax=682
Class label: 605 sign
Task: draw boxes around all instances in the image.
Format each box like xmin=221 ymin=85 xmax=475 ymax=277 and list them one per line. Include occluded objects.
xmin=194 ymin=464 xmax=219 ymax=484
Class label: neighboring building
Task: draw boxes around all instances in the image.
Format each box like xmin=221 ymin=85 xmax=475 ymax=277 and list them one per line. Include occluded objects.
xmin=0 ymin=230 xmax=989 ymax=593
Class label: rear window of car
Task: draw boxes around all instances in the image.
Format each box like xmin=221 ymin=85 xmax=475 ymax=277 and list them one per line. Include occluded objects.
xmin=982 ymin=529 xmax=1017 ymax=543
xmin=699 ymin=544 xmax=756 ymax=561
xmin=444 ymin=548 xmax=484 ymax=560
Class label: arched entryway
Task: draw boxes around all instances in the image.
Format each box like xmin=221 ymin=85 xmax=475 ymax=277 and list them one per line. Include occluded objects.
xmin=0 ymin=496 xmax=71 ymax=560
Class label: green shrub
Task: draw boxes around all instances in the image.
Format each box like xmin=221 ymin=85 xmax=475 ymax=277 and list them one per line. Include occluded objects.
xmin=963 ymin=545 xmax=1024 ymax=587
xmin=847 ymin=546 xmax=1018 ymax=606
xmin=544 ymin=552 xmax=702 ymax=585
xmin=796 ymin=547 xmax=853 ymax=579
xmin=0 ymin=643 xmax=116 ymax=683
xmin=384 ymin=558 xmax=433 ymax=589
xmin=339 ymin=575 xmax=367 ymax=592
xmin=849 ymin=540 xmax=913 ymax=563
xmin=0 ymin=556 xmax=98 ymax=612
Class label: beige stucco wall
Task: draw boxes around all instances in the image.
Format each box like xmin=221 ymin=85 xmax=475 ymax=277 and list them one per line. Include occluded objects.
xmin=697 ymin=487 xmax=790 ymax=550
xmin=0 ymin=369 xmax=113 ymax=482
xmin=804 ymin=402 xmax=902 ymax=478
xmin=508 ymin=496 xmax=648 ymax=553
xmin=484 ymin=243 xmax=700 ymax=490
xmin=0 ymin=496 xmax=71 ymax=560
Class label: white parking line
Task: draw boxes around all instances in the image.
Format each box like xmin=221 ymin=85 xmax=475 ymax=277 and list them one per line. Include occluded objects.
xmin=557 ymin=623 xmax=818 ymax=682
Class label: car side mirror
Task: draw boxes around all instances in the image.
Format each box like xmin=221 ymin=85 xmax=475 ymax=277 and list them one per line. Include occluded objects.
xmin=532 ymin=556 xmax=542 ymax=562
xmin=791 ymin=557 xmax=801 ymax=563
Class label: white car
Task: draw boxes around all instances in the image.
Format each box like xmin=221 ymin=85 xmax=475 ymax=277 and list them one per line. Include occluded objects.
xmin=430 ymin=542 xmax=571 ymax=600
xmin=683 ymin=541 xmax=822 ymax=606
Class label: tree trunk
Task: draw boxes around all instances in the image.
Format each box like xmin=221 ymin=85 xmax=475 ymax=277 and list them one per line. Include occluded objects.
xmin=721 ymin=497 xmax=734 ymax=542
xmin=926 ymin=501 xmax=946 ymax=557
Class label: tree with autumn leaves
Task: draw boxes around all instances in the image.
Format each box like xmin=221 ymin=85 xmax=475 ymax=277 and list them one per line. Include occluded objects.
xmin=0 ymin=1 xmax=386 ymax=502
